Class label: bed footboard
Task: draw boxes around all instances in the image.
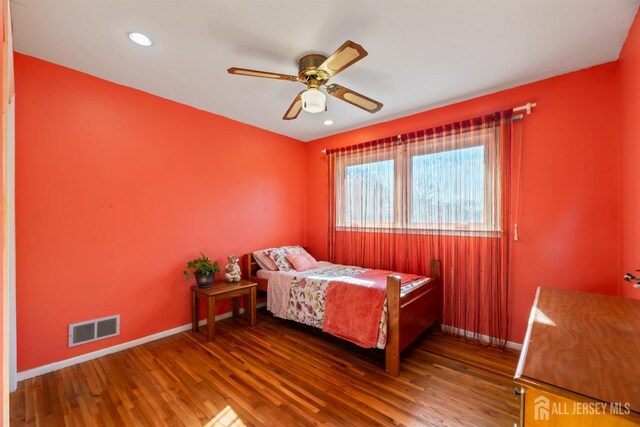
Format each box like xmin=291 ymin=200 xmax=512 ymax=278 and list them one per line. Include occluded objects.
xmin=385 ymin=260 xmax=441 ymax=376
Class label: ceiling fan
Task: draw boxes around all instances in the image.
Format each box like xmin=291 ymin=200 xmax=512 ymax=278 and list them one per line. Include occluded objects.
xmin=227 ymin=40 xmax=383 ymax=120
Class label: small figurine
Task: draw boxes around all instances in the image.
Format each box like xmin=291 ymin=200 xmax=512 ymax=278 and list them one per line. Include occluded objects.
xmin=224 ymin=254 xmax=242 ymax=283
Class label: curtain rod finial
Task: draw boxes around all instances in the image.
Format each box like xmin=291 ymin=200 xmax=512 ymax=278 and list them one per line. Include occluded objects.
xmin=513 ymin=102 xmax=537 ymax=115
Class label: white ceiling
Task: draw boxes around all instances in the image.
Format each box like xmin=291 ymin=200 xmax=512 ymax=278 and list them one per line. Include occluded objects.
xmin=11 ymin=0 xmax=640 ymax=141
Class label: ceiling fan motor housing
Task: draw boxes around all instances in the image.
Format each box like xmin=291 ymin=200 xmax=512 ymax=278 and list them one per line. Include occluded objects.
xmin=298 ymin=54 xmax=329 ymax=82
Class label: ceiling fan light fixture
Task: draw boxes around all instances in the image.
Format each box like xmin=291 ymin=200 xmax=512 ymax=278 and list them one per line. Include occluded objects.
xmin=301 ymin=88 xmax=326 ymax=113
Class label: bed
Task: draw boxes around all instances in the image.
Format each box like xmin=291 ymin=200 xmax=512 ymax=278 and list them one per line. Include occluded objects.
xmin=243 ymin=251 xmax=441 ymax=376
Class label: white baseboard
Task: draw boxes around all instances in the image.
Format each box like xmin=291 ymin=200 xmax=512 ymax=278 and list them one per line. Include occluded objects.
xmin=441 ymin=324 xmax=522 ymax=351
xmin=16 ymin=302 xmax=267 ymax=382
xmin=17 ymin=304 xmax=519 ymax=383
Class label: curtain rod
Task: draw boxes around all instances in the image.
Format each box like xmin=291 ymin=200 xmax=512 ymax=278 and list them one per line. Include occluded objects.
xmin=320 ymin=102 xmax=537 ymax=154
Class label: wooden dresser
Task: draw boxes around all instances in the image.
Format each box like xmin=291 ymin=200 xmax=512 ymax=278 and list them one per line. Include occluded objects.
xmin=514 ymin=287 xmax=640 ymax=426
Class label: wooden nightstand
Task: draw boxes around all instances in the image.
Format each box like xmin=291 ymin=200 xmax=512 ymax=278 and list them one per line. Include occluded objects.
xmin=191 ymin=280 xmax=257 ymax=341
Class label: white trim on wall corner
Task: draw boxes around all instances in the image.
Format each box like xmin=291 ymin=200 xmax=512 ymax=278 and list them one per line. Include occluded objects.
xmin=16 ymin=302 xmax=267 ymax=382
xmin=441 ymin=324 xmax=522 ymax=351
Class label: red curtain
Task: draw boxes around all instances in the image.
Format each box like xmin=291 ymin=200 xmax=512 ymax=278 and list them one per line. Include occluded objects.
xmin=326 ymin=111 xmax=512 ymax=347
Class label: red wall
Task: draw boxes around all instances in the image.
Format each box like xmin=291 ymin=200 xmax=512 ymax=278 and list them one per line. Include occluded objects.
xmin=619 ymin=10 xmax=640 ymax=300
xmin=306 ymin=63 xmax=621 ymax=343
xmin=15 ymin=54 xmax=307 ymax=371
xmin=15 ymin=16 xmax=639 ymax=374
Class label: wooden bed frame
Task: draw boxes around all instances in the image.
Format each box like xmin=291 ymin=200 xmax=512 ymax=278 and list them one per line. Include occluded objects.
xmin=243 ymin=253 xmax=442 ymax=376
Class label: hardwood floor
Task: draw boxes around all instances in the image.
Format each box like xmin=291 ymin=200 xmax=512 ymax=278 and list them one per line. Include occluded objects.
xmin=10 ymin=310 xmax=520 ymax=426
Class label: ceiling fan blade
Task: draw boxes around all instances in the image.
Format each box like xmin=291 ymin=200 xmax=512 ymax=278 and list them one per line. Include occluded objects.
xmin=283 ymin=91 xmax=304 ymax=120
xmin=326 ymin=84 xmax=383 ymax=113
xmin=227 ymin=67 xmax=298 ymax=82
xmin=316 ymin=41 xmax=368 ymax=79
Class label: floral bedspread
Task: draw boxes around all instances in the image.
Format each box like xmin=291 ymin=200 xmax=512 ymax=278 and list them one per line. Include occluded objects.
xmin=266 ymin=263 xmax=397 ymax=348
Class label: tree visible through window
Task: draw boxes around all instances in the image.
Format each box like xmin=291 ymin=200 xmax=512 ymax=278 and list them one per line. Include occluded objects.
xmin=344 ymin=159 xmax=395 ymax=226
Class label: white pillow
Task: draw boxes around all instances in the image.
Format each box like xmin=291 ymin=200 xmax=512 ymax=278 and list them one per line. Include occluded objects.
xmin=267 ymin=246 xmax=307 ymax=271
xmin=252 ymin=249 xmax=278 ymax=271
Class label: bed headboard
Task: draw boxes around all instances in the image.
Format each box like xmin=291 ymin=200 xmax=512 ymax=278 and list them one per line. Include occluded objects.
xmin=243 ymin=253 xmax=260 ymax=280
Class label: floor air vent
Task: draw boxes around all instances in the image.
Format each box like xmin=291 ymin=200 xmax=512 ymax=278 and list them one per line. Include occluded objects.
xmin=68 ymin=315 xmax=120 ymax=347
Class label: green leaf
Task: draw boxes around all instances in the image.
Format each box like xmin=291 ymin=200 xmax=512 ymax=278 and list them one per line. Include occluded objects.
xmin=184 ymin=253 xmax=221 ymax=280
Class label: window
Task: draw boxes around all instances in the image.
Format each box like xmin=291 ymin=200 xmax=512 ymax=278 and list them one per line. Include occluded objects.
xmin=344 ymin=159 xmax=395 ymax=226
xmin=410 ymin=145 xmax=486 ymax=229
xmin=335 ymin=131 xmax=501 ymax=234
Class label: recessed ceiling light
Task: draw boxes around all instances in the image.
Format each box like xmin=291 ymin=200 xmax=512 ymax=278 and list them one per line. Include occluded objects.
xmin=323 ymin=120 xmax=334 ymax=126
xmin=128 ymin=32 xmax=152 ymax=47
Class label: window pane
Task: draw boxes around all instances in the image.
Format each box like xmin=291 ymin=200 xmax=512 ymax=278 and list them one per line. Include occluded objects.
xmin=411 ymin=146 xmax=485 ymax=226
xmin=344 ymin=159 xmax=394 ymax=225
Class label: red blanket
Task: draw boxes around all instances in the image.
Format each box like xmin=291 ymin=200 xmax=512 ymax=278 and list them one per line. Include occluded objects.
xmin=322 ymin=270 xmax=422 ymax=348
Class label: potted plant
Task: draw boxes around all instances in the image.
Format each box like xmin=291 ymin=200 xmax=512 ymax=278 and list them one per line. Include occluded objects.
xmin=183 ymin=253 xmax=221 ymax=289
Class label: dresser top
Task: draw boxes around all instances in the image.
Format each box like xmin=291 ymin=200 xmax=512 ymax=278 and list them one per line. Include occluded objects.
xmin=515 ymin=287 xmax=640 ymax=413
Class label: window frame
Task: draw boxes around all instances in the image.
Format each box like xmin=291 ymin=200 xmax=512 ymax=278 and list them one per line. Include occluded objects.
xmin=334 ymin=129 xmax=502 ymax=236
